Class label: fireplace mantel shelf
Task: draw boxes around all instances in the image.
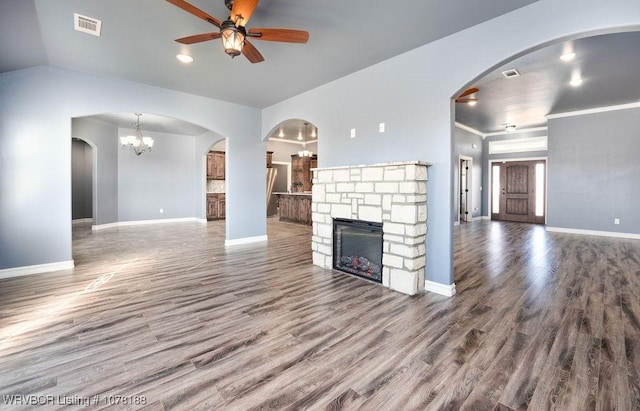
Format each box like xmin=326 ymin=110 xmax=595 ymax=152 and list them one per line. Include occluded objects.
xmin=311 ymin=161 xmax=432 ymax=172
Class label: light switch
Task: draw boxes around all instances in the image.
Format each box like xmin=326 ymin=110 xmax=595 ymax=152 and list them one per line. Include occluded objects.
xmin=350 ymin=128 xmax=356 ymax=138
xmin=379 ymin=122 xmax=385 ymax=133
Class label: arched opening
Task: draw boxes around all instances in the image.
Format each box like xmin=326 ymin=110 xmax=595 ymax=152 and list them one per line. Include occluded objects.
xmin=451 ymin=28 xmax=640 ymax=285
xmin=265 ymin=118 xmax=318 ymax=224
xmin=71 ymin=137 xmax=95 ymax=239
xmin=70 ymin=112 xmax=227 ymax=258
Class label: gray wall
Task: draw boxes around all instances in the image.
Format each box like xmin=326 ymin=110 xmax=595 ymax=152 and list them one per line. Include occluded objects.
xmin=0 ymin=66 xmax=261 ymax=270
xmin=262 ymin=0 xmax=640 ymax=286
xmin=72 ymin=118 xmax=119 ymax=226
xmin=481 ymin=129 xmax=548 ymax=216
xmin=117 ymin=128 xmax=197 ymax=221
xmin=454 ymin=127 xmax=484 ymax=219
xmin=547 ymin=107 xmax=640 ymax=233
xmin=71 ymin=139 xmax=92 ymax=220
xmin=2 ymin=1 xmax=640 ymax=279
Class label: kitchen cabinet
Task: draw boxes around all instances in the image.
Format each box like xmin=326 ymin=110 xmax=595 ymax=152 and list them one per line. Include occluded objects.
xmin=291 ymin=154 xmax=317 ymax=192
xmin=207 ymin=151 xmax=225 ymax=180
xmin=277 ymin=193 xmax=312 ymax=225
xmin=267 ymin=151 xmax=273 ymax=168
xmin=207 ymin=193 xmax=226 ymax=220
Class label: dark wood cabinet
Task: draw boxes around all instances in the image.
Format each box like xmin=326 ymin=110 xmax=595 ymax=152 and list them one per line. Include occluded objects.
xmin=278 ymin=194 xmax=312 ymax=225
xmin=207 ymin=193 xmax=226 ymax=220
xmin=267 ymin=151 xmax=273 ymax=168
xmin=291 ymin=154 xmax=317 ymax=192
xmin=207 ymin=151 xmax=225 ymax=180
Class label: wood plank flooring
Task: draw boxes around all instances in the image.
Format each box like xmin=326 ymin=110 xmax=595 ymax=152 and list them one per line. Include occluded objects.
xmin=1 ymin=219 xmax=639 ymax=410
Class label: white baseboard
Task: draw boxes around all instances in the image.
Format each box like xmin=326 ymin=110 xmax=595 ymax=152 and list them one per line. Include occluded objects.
xmin=546 ymin=226 xmax=640 ymax=240
xmin=72 ymin=218 xmax=93 ymax=225
xmin=225 ymin=235 xmax=268 ymax=247
xmin=0 ymin=260 xmax=75 ymax=280
xmin=93 ymin=217 xmax=202 ymax=231
xmin=424 ymin=280 xmax=457 ymax=297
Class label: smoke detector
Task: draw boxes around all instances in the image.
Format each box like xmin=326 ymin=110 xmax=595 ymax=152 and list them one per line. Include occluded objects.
xmin=501 ymin=69 xmax=520 ymax=79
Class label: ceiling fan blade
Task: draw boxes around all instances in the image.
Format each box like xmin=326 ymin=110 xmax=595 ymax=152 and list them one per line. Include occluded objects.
xmin=166 ymin=0 xmax=221 ymax=27
xmin=457 ymin=87 xmax=479 ymax=99
xmin=175 ymin=32 xmax=222 ymax=44
xmin=247 ymin=28 xmax=309 ymax=43
xmin=231 ymin=0 xmax=259 ymax=27
xmin=242 ymin=39 xmax=265 ymax=63
xmin=455 ymin=98 xmax=478 ymax=103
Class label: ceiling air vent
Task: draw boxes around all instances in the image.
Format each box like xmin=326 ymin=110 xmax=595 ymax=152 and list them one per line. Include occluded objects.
xmin=501 ymin=68 xmax=520 ymax=79
xmin=74 ymin=13 xmax=102 ymax=37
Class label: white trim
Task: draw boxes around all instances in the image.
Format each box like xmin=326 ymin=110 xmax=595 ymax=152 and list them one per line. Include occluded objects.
xmin=454 ymin=122 xmax=484 ymax=138
xmin=424 ymin=280 xmax=456 ymax=297
xmin=546 ymin=226 xmax=640 ymax=240
xmin=483 ymin=126 xmax=547 ymax=138
xmin=0 ymin=260 xmax=75 ymax=279
xmin=92 ymin=217 xmax=203 ymax=231
xmin=225 ymin=235 xmax=268 ymax=246
xmin=72 ymin=218 xmax=93 ymax=225
xmin=488 ymin=136 xmax=548 ymax=155
xmin=487 ymin=157 xmax=548 ymax=221
xmin=268 ymin=137 xmax=318 ymax=146
xmin=546 ymin=101 xmax=640 ymax=120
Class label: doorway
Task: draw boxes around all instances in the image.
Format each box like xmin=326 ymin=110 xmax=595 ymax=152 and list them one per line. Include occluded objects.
xmin=459 ymin=156 xmax=472 ymax=223
xmin=491 ymin=159 xmax=546 ymax=224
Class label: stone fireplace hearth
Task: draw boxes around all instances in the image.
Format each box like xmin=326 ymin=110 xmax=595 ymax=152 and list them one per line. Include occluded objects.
xmin=311 ymin=161 xmax=429 ymax=295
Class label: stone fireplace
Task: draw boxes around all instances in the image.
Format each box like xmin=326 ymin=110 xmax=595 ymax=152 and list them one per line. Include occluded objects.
xmin=311 ymin=161 xmax=429 ymax=295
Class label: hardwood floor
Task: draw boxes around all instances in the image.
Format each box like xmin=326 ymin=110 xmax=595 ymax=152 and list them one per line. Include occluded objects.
xmin=1 ymin=219 xmax=639 ymax=410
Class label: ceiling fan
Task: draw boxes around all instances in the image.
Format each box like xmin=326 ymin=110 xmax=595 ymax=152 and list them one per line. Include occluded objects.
xmin=167 ymin=0 xmax=309 ymax=63
xmin=455 ymin=87 xmax=479 ymax=105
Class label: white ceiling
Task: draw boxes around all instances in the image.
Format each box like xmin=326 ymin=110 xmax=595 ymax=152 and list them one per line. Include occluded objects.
xmin=2 ymin=1 xmax=639 ymax=136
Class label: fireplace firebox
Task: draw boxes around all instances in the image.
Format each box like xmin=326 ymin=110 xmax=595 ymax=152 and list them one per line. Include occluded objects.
xmin=333 ymin=218 xmax=383 ymax=283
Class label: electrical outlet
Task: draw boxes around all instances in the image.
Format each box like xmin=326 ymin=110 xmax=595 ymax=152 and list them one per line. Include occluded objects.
xmin=614 ymin=218 xmax=620 ymax=225
xmin=350 ymin=128 xmax=356 ymax=138
xmin=160 ymin=208 xmax=164 ymax=214
xmin=379 ymin=122 xmax=385 ymax=133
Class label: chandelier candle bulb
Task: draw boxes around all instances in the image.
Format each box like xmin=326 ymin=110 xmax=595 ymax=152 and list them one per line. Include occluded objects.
xmin=120 ymin=113 xmax=153 ymax=156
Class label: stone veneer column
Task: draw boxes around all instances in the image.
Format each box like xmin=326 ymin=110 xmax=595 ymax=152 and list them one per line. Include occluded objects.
xmin=311 ymin=162 xmax=429 ymax=295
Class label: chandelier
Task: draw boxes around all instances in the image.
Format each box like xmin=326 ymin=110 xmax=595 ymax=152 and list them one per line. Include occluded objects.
xmin=120 ymin=113 xmax=153 ymax=156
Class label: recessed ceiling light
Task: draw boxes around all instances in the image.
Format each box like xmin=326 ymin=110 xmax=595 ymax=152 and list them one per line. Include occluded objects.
xmin=467 ymin=100 xmax=477 ymax=106
xmin=560 ymin=52 xmax=576 ymax=62
xmin=278 ymin=127 xmax=284 ymax=138
xmin=505 ymin=124 xmax=517 ymax=133
xmin=570 ymin=77 xmax=583 ymax=87
xmin=297 ymin=130 xmax=303 ymax=140
xmin=176 ymin=54 xmax=194 ymax=63
xmin=570 ymin=71 xmax=583 ymax=87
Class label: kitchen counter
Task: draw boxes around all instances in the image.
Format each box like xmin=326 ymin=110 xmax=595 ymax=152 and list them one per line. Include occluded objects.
xmin=275 ymin=193 xmax=312 ymax=225
xmin=273 ymin=192 xmax=311 ymax=196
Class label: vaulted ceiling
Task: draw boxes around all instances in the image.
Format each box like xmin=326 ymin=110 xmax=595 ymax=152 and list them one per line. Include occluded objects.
xmin=2 ymin=1 xmax=639 ymax=135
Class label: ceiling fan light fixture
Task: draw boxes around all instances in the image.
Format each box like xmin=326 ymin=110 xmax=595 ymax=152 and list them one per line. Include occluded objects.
xmin=220 ymin=20 xmax=245 ymax=57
